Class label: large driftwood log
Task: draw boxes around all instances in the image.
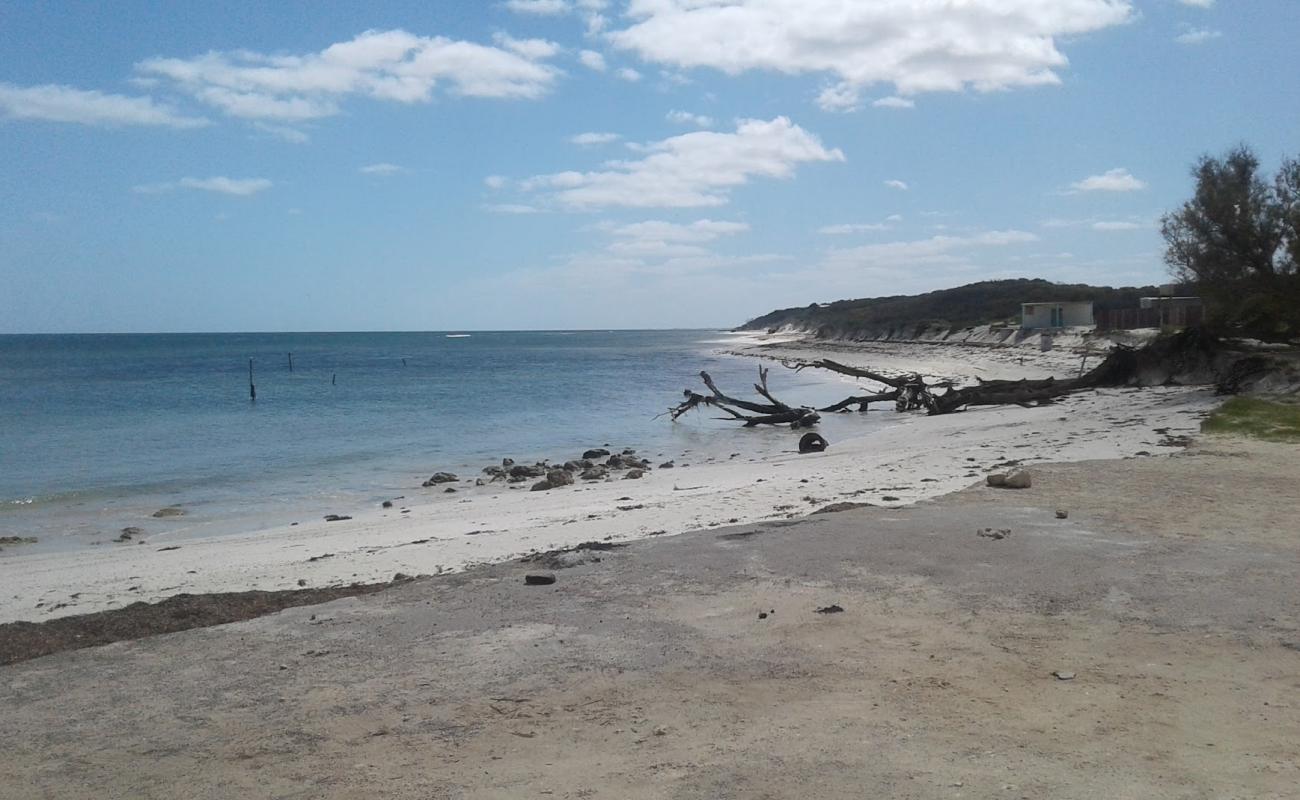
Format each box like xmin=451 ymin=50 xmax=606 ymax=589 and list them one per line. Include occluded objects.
xmin=672 ymin=329 xmax=1235 ymax=425
xmin=817 ymin=390 xmax=900 ymax=413
xmin=668 ymin=367 xmax=822 ymax=428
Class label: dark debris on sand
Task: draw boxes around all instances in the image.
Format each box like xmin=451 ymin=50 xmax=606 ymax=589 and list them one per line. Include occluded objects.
xmin=0 ymin=579 xmax=413 ymax=666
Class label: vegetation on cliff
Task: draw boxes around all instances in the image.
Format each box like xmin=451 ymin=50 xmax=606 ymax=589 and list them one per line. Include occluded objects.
xmin=738 ymin=278 xmax=1169 ymax=335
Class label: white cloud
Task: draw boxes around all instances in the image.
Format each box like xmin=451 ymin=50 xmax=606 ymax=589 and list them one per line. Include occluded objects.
xmin=578 ymin=50 xmax=607 ymax=71
xmin=0 ymin=82 xmax=207 ymax=128
xmin=136 ymin=29 xmax=560 ymax=122
xmin=569 ymin=131 xmax=621 ymax=145
xmin=193 ymin=86 xmax=338 ymax=121
xmin=484 ymin=175 xmax=507 ymax=190
xmin=519 ymin=116 xmax=844 ymax=209
xmin=1175 ymin=27 xmax=1222 ymax=45
xmin=504 ymin=0 xmax=569 ymax=14
xmin=604 ymin=219 xmax=749 ymax=256
xmin=816 ymin=83 xmax=861 ymax=112
xmin=609 ymin=1 xmax=1134 ymax=104
xmin=884 ymin=179 xmax=909 ymax=191
xmin=1178 ymin=0 xmax=1214 ymax=7
xmin=1071 ymin=167 xmax=1146 ymax=192
xmin=1041 ymin=216 xmax=1147 ymax=230
xmin=818 ymin=223 xmax=889 ymax=234
xmin=504 ymin=0 xmax=609 ymax=35
xmin=253 ymin=122 xmax=310 ymax=143
xmin=360 ymin=162 xmax=405 ymax=175
xmin=492 ymin=33 xmax=562 ymax=60
xmin=616 ymin=67 xmax=643 ymax=82
xmin=607 ymin=218 xmax=749 ymax=242
xmin=872 ymin=96 xmax=915 ymax=110
xmin=666 ymin=109 xmax=714 ymax=128
xmin=135 ymin=176 xmax=273 ymax=196
xmin=815 ymin=230 xmax=1039 ymax=281
xmin=484 ymin=203 xmax=542 ymax=214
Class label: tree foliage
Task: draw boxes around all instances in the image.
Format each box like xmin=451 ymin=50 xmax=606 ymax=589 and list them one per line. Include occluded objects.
xmin=1161 ymin=145 xmax=1300 ymax=337
xmin=740 ymin=278 xmax=1165 ymax=335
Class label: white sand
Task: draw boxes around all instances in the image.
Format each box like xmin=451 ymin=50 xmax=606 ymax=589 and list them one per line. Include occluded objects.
xmin=0 ymin=335 xmax=1219 ymax=624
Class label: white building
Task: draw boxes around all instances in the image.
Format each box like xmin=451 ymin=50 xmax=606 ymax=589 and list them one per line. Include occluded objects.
xmin=1021 ymin=301 xmax=1094 ymax=330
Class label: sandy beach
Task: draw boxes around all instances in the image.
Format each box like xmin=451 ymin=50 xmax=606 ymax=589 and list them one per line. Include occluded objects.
xmin=0 ymin=334 xmax=1217 ymax=625
xmin=3 ymin=430 xmax=1298 ymax=798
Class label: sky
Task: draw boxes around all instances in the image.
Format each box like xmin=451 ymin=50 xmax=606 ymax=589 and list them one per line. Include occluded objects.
xmin=2 ymin=0 xmax=1298 ymax=333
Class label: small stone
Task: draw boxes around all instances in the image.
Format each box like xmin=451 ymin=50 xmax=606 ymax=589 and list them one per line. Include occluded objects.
xmin=530 ymin=480 xmax=554 ymax=492
xmin=659 ymin=461 xmax=675 ymax=469
xmin=151 ymin=507 xmax=185 ymax=518
xmin=381 ymin=500 xmax=393 ymax=509
xmin=624 ymin=469 xmax=644 ymax=480
xmin=297 ymin=579 xmax=307 ymax=587
xmin=323 ymin=514 xmax=352 ymax=522
xmin=986 ymin=473 xmax=1008 ymax=487
xmin=1055 ymin=509 xmax=1068 ymax=519
xmin=758 ymin=612 xmax=768 ymax=620
xmin=423 ymin=472 xmax=458 ymax=487
xmin=114 ymin=527 xmax=143 ymax=542
xmin=444 ymin=487 xmax=457 ymax=493
xmin=815 ymin=604 xmax=844 ymax=614
xmin=524 ymin=573 xmax=556 ymax=586
xmin=1052 ymin=670 xmax=1076 ymax=681
xmin=582 ymin=448 xmax=610 ymax=459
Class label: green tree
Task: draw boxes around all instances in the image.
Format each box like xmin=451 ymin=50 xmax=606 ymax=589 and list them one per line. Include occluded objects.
xmin=1161 ymin=146 xmax=1300 ymax=337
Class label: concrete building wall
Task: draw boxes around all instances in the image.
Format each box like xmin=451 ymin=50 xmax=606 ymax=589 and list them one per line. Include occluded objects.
xmin=1021 ymin=301 xmax=1094 ymax=330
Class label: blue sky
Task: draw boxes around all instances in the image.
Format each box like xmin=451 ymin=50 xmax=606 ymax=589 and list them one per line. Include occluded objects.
xmin=2 ymin=0 xmax=1297 ymax=332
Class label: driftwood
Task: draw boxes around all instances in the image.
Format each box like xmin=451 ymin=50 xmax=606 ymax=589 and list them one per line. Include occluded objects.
xmin=671 ymin=329 xmax=1244 ymax=427
xmin=668 ymin=367 xmax=822 ymax=428
xmin=784 ymin=330 xmax=1227 ymax=415
xmin=816 ymin=390 xmax=899 ymax=413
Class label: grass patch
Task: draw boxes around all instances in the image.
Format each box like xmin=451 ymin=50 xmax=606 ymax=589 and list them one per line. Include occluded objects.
xmin=1202 ymin=396 xmax=1300 ymax=442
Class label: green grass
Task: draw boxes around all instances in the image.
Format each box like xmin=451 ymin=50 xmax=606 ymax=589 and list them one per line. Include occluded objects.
xmin=1202 ymin=397 xmax=1300 ymax=442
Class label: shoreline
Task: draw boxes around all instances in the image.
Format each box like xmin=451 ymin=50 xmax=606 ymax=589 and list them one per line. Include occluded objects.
xmin=0 ymin=334 xmax=1220 ymax=624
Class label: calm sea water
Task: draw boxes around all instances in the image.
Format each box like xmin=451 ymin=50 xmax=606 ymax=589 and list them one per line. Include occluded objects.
xmin=0 ymin=331 xmax=885 ymax=548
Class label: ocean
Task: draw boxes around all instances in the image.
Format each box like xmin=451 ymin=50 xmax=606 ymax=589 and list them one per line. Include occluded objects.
xmin=0 ymin=331 xmax=887 ymax=550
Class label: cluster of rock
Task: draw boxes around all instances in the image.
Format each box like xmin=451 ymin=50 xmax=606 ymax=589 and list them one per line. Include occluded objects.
xmin=422 ymin=447 xmax=661 ymax=494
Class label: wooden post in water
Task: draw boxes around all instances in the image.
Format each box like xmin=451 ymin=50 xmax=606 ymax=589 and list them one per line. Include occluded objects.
xmin=287 ymin=352 xmax=293 ymax=372
xmin=332 ymin=372 xmax=336 ymax=386
xmin=249 ymin=359 xmax=256 ymax=401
